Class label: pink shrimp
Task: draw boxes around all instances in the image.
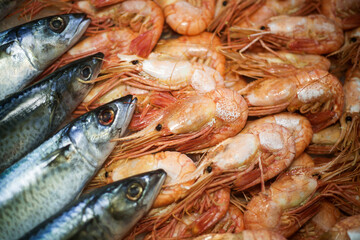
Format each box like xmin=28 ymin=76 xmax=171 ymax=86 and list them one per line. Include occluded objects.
xmin=321 ymin=0 xmax=360 ymax=30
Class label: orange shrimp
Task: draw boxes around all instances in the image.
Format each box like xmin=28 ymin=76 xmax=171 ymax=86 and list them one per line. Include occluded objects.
xmin=109 ymin=88 xmax=248 ymax=161
xmin=238 ymin=69 xmax=344 ymax=132
xmin=292 ymin=201 xmax=342 ymax=240
xmin=222 ymin=50 xmax=331 ymax=79
xmin=243 ymin=153 xmax=319 ymax=238
xmin=333 ymin=68 xmax=360 ymax=161
xmin=156 ymin=0 xmax=215 ymax=35
xmin=192 ymin=230 xmax=287 ymax=240
xmin=228 ymin=15 xmax=344 ymax=55
xmin=321 ymin=215 xmax=360 ymax=240
xmin=321 ymin=0 xmax=360 ymax=30
xmin=154 ymin=32 xmax=226 ymax=76
xmin=306 ymin=123 xmax=341 ymax=155
xmin=88 ymin=151 xmax=197 ymax=208
xmin=242 ymin=113 xmax=313 ymax=158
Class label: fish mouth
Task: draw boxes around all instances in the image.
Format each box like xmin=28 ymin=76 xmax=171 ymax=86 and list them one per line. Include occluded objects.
xmin=119 ymin=95 xmax=137 ymax=137
xmin=143 ymin=169 xmax=167 ymax=209
xmin=68 ymin=14 xmax=91 ymax=47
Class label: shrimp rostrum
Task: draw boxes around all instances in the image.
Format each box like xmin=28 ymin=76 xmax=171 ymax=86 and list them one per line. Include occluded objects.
xmin=238 ymin=69 xmax=344 ymax=132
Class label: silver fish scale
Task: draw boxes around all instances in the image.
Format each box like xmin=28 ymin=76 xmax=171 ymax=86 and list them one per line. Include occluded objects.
xmin=0 ymin=131 xmax=96 ymax=240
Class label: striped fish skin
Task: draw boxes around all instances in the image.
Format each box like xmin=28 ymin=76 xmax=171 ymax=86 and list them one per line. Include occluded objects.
xmin=22 ymin=170 xmax=166 ymax=240
xmin=0 ymin=95 xmax=137 ymax=240
xmin=0 ymin=52 xmax=104 ymax=172
xmin=0 ymin=13 xmax=90 ymax=100
xmin=0 ymin=0 xmax=19 ymax=21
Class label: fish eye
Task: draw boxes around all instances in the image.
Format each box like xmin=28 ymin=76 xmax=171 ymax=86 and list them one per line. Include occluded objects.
xmin=131 ymin=60 xmax=139 ymax=65
xmin=155 ymin=123 xmax=162 ymax=131
xmin=98 ymin=107 xmax=115 ymax=126
xmin=126 ymin=182 xmax=143 ymax=201
xmin=260 ymin=26 xmax=266 ymax=30
xmin=222 ymin=0 xmax=227 ymax=6
xmin=81 ymin=65 xmax=92 ymax=80
xmin=49 ymin=16 xmax=66 ymax=33
xmin=350 ymin=37 xmax=357 ymax=43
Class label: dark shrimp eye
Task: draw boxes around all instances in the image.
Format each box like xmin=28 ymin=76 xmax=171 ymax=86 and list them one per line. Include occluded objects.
xmin=346 ymin=116 xmax=352 ymax=122
xmin=260 ymin=26 xmax=266 ymax=30
xmin=350 ymin=37 xmax=357 ymax=43
xmin=206 ymin=166 xmax=212 ymax=173
xmin=131 ymin=60 xmax=139 ymax=65
xmin=126 ymin=182 xmax=143 ymax=201
xmin=81 ymin=66 xmax=92 ymax=80
xmin=222 ymin=0 xmax=227 ymax=6
xmin=104 ymin=171 xmax=109 ymax=178
xmin=98 ymin=108 xmax=115 ymax=126
xmin=312 ymin=173 xmax=321 ymax=180
xmin=155 ymin=124 xmax=162 ymax=131
xmin=49 ymin=16 xmax=66 ymax=33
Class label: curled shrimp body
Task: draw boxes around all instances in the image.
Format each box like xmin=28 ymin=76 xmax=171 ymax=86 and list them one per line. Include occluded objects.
xmin=321 ymin=0 xmax=360 ymax=30
xmin=192 ymin=230 xmax=287 ymax=240
xmin=229 ymin=15 xmax=344 ymax=55
xmin=222 ymin=50 xmax=331 ymax=79
xmin=110 ymin=88 xmax=248 ymax=160
xmin=307 ymin=123 xmax=341 ymax=155
xmin=333 ymin=68 xmax=360 ymax=161
xmin=88 ymin=151 xmax=196 ymax=208
xmin=102 ymin=53 xmax=225 ymax=92
xmin=238 ymin=69 xmax=344 ymax=132
xmin=243 ymin=113 xmax=313 ymax=158
xmin=292 ymin=201 xmax=341 ymax=240
xmin=244 ymin=153 xmax=318 ymax=237
xmin=321 ymin=215 xmax=360 ymax=240
xmin=154 ymin=32 xmax=226 ymax=76
xmin=157 ymin=0 xmax=215 ymax=35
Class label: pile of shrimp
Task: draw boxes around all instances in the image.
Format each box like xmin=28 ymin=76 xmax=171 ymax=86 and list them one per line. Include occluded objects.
xmin=12 ymin=0 xmax=360 ymax=239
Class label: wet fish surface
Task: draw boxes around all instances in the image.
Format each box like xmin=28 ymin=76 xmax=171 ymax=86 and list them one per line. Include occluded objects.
xmin=0 ymin=13 xmax=90 ymax=100
xmin=22 ymin=170 xmax=166 ymax=240
xmin=0 ymin=95 xmax=137 ymax=240
xmin=0 ymin=52 xmax=104 ymax=172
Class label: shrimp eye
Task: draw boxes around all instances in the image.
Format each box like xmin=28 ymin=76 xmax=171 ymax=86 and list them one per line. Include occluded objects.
xmin=312 ymin=173 xmax=321 ymax=180
xmin=350 ymin=37 xmax=357 ymax=43
xmin=260 ymin=26 xmax=266 ymax=30
xmin=98 ymin=107 xmax=115 ymax=126
xmin=131 ymin=60 xmax=139 ymax=65
xmin=155 ymin=124 xmax=162 ymax=131
xmin=126 ymin=182 xmax=143 ymax=201
xmin=346 ymin=116 xmax=352 ymax=122
xmin=206 ymin=166 xmax=212 ymax=173
xmin=81 ymin=66 xmax=92 ymax=80
xmin=104 ymin=171 xmax=109 ymax=178
xmin=222 ymin=0 xmax=227 ymax=6
xmin=49 ymin=16 xmax=66 ymax=33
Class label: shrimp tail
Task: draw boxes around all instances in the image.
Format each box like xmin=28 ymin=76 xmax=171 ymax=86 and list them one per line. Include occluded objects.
xmin=130 ymin=30 xmax=155 ymax=58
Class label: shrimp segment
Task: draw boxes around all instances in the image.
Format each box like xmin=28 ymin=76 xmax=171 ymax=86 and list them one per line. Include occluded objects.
xmin=307 ymin=123 xmax=341 ymax=155
xmin=229 ymin=15 xmax=344 ymax=55
xmin=321 ymin=215 xmax=360 ymax=240
xmin=321 ymin=0 xmax=360 ymax=30
xmin=244 ymin=153 xmax=319 ymax=237
xmin=88 ymin=151 xmax=196 ymax=208
xmin=192 ymin=230 xmax=287 ymax=240
xmin=238 ymin=69 xmax=344 ymax=132
xmin=157 ymin=0 xmax=215 ymax=35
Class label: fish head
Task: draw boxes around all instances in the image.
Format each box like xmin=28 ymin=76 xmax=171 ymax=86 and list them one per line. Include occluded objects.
xmin=17 ymin=13 xmax=90 ymax=70
xmin=69 ymin=95 xmax=137 ymax=167
xmin=106 ymin=169 xmax=167 ymax=237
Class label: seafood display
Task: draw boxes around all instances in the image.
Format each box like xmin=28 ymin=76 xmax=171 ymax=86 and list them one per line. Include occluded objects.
xmin=0 ymin=0 xmax=359 ymax=240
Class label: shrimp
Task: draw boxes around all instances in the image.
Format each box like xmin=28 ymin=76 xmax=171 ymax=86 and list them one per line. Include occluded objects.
xmin=222 ymin=50 xmax=331 ymax=79
xmin=243 ymin=153 xmax=319 ymax=237
xmin=154 ymin=32 xmax=226 ymax=76
xmin=292 ymin=201 xmax=342 ymax=240
xmin=332 ymin=68 xmax=360 ymax=162
xmin=156 ymin=0 xmax=215 ymax=35
xmin=192 ymin=230 xmax=287 ymax=240
xmin=95 ymin=53 xmax=225 ymax=92
xmin=321 ymin=0 xmax=360 ymax=30
xmin=87 ymin=151 xmax=197 ymax=208
xmin=224 ymin=73 xmax=248 ymax=91
xmin=228 ymin=15 xmax=344 ymax=55
xmin=238 ymin=69 xmax=344 ymax=132
xmin=242 ymin=113 xmax=313 ymax=158
xmin=321 ymin=215 xmax=360 ymax=240
xmin=306 ymin=123 xmax=341 ymax=155
xmin=109 ymin=88 xmax=248 ymax=161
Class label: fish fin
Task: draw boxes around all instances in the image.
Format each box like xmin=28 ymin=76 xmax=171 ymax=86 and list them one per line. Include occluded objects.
xmin=41 ymin=144 xmax=72 ymax=168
